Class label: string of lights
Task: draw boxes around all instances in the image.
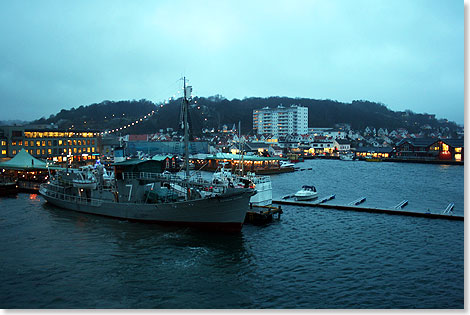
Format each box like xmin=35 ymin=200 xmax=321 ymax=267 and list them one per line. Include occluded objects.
xmin=99 ymin=87 xmax=196 ymax=135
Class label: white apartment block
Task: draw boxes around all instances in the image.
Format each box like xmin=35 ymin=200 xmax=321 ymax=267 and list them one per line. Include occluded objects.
xmin=253 ymin=105 xmax=308 ymax=136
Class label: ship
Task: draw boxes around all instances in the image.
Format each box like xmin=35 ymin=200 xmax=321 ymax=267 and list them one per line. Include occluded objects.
xmin=39 ymin=78 xmax=255 ymax=232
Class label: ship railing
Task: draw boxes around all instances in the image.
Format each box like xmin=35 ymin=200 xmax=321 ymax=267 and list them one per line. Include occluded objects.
xmin=40 ymin=184 xmax=104 ymax=206
xmin=122 ymin=172 xmax=226 ymax=188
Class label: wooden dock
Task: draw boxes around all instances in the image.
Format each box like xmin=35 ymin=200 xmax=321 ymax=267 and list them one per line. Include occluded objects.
xmin=245 ymin=204 xmax=283 ymax=225
xmin=272 ymin=199 xmax=463 ymax=221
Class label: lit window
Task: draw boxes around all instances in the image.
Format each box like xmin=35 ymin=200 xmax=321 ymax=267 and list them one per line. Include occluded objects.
xmin=30 ymin=141 xmax=34 ymax=146
xmin=73 ymin=140 xmax=77 ymax=146
xmin=58 ymin=140 xmax=62 ymax=146
xmin=48 ymin=141 xmax=52 ymax=146
xmin=12 ymin=150 xmax=16 ymax=155
xmin=25 ymin=141 xmax=28 ymax=147
xmin=73 ymin=148 xmax=77 ymax=153
xmin=42 ymin=149 xmax=45 ymax=155
xmin=18 ymin=141 xmax=22 ymax=146
xmin=1 ymin=150 xmax=5 ymax=155
xmin=1 ymin=141 xmax=5 ymax=146
xmin=37 ymin=149 xmax=40 ymax=155
xmin=455 ymin=147 xmax=462 ymax=153
xmin=48 ymin=149 xmax=52 ymax=155
xmin=42 ymin=140 xmax=45 ymax=146
xmin=92 ymin=147 xmax=95 ymax=153
xmin=11 ymin=141 xmax=16 ymax=146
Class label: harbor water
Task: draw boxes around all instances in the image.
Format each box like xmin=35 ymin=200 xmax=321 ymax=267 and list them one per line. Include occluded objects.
xmin=0 ymin=159 xmax=464 ymax=308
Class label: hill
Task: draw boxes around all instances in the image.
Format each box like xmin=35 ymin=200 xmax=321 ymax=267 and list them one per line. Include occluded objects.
xmin=31 ymin=96 xmax=461 ymax=136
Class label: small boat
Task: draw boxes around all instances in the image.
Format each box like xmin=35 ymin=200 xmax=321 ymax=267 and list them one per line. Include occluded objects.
xmin=340 ymin=152 xmax=355 ymax=161
xmin=0 ymin=180 xmax=18 ymax=196
xmin=280 ymin=161 xmax=295 ymax=168
xmin=294 ymin=185 xmax=318 ymax=201
xmin=212 ymin=165 xmax=273 ymax=206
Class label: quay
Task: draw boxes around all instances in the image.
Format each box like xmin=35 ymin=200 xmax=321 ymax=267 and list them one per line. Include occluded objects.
xmin=272 ymin=199 xmax=463 ymax=221
xmin=245 ymin=204 xmax=283 ymax=225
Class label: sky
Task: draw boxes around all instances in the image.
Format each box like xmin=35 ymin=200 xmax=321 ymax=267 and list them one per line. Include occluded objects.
xmin=0 ymin=0 xmax=464 ymax=125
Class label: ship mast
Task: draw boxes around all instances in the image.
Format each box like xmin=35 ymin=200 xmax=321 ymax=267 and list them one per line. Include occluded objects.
xmin=182 ymin=77 xmax=192 ymax=179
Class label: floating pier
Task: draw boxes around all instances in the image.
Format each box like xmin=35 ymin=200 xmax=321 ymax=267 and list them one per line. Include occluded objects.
xmin=272 ymin=198 xmax=463 ymax=221
xmin=245 ymin=204 xmax=283 ymax=225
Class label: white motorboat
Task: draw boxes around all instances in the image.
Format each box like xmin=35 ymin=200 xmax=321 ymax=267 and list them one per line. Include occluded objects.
xmin=280 ymin=161 xmax=295 ymax=168
xmin=294 ymin=185 xmax=318 ymax=201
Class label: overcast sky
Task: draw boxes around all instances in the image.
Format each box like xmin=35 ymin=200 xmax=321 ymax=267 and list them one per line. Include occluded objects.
xmin=0 ymin=0 xmax=464 ymax=125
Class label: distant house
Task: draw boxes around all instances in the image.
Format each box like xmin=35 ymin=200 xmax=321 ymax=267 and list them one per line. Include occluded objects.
xmin=335 ymin=139 xmax=351 ymax=152
xmin=128 ymin=134 xmax=148 ymax=141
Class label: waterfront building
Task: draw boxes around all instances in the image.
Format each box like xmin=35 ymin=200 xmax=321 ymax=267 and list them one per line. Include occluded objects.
xmin=394 ymin=138 xmax=464 ymax=161
xmin=0 ymin=126 xmax=100 ymax=163
xmin=192 ymin=153 xmax=289 ymax=175
xmin=253 ymin=105 xmax=308 ymax=136
xmin=355 ymin=147 xmax=393 ymax=159
xmin=335 ymin=139 xmax=351 ymax=152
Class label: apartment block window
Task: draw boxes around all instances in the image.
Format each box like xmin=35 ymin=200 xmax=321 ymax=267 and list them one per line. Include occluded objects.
xmin=42 ymin=140 xmax=46 ymax=146
xmin=1 ymin=150 xmax=6 ymax=155
xmin=42 ymin=149 xmax=45 ymax=155
xmin=12 ymin=150 xmax=16 ymax=155
xmin=58 ymin=140 xmax=62 ymax=146
xmin=48 ymin=140 xmax=52 ymax=146
xmin=25 ymin=141 xmax=28 ymax=147
xmin=1 ymin=141 xmax=5 ymax=146
xmin=30 ymin=141 xmax=34 ymax=146
xmin=48 ymin=149 xmax=52 ymax=155
xmin=37 ymin=149 xmax=40 ymax=155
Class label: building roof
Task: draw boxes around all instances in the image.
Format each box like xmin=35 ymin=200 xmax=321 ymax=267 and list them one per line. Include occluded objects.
xmin=441 ymin=138 xmax=464 ymax=148
xmin=205 ymin=153 xmax=287 ymax=161
xmin=396 ymin=138 xmax=438 ymax=148
xmin=151 ymin=155 xmax=175 ymax=161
